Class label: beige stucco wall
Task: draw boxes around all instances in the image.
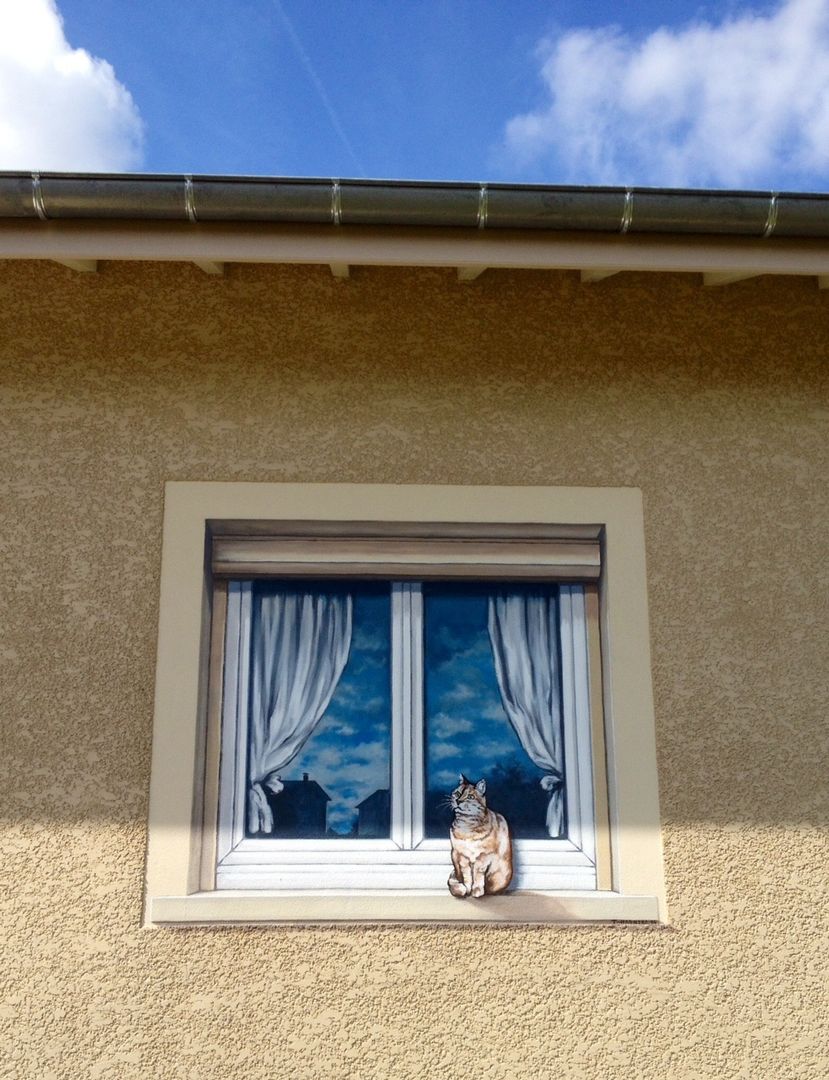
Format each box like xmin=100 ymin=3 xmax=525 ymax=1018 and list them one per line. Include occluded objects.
xmin=1 ymin=259 xmax=826 ymax=1079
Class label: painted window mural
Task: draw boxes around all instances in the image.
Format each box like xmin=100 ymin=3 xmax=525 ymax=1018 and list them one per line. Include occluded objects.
xmin=243 ymin=580 xmax=567 ymax=844
xmin=220 ymin=571 xmax=595 ymax=893
xmin=246 ymin=582 xmax=392 ymax=839
xmin=424 ymin=585 xmax=560 ymax=840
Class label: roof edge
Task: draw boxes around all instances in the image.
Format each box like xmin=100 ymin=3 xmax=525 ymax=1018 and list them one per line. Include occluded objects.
xmin=1 ymin=172 xmax=827 ymax=239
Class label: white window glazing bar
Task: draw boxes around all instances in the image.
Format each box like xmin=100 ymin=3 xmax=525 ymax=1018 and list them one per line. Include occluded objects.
xmin=390 ymin=584 xmax=408 ymax=849
xmin=408 ymin=584 xmax=425 ymax=849
xmin=391 ymin=582 xmax=423 ymax=851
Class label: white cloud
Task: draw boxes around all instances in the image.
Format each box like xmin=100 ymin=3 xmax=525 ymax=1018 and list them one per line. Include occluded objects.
xmin=351 ymin=625 xmax=387 ymax=653
xmin=440 ymin=682 xmax=477 ymax=705
xmin=348 ymin=739 xmax=388 ymax=766
xmin=296 ymin=738 xmax=388 ymax=796
xmin=305 ymin=746 xmax=343 ymax=770
xmin=472 ymin=738 xmax=516 ymax=759
xmin=0 ymin=0 xmax=143 ymax=170
xmin=435 ymin=634 xmax=491 ymax=673
xmin=430 ymin=741 xmax=461 ymax=761
xmin=430 ymin=712 xmax=475 ymax=739
xmin=501 ymin=0 xmax=829 ymax=187
xmin=433 ymin=768 xmax=463 ymax=788
xmin=481 ymin=700 xmax=507 ymax=722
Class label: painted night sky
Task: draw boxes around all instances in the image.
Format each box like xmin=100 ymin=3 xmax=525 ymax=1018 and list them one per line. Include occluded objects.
xmin=422 ymin=586 xmax=549 ymax=838
xmin=269 ymin=585 xmax=393 ymax=836
xmin=253 ymin=583 xmax=552 ymax=838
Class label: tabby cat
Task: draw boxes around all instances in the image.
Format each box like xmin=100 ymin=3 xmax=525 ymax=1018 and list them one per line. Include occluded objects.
xmin=448 ymin=775 xmax=513 ymax=897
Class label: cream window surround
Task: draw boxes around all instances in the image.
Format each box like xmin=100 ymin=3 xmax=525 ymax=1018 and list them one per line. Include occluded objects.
xmin=144 ymin=482 xmax=667 ymax=926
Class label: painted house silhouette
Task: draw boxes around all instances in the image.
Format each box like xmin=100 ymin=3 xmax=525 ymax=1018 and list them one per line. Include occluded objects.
xmin=265 ymin=774 xmax=330 ymax=838
xmin=356 ymin=788 xmax=390 ymax=838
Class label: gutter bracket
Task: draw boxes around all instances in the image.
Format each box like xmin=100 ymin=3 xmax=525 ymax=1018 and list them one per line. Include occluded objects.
xmin=31 ymin=173 xmax=48 ymax=221
xmin=184 ymin=176 xmax=198 ymax=224
xmin=762 ymin=193 xmax=779 ymax=239
xmin=620 ymin=189 xmax=634 ymax=234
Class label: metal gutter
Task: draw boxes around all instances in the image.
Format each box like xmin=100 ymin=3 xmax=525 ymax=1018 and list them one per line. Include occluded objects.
xmin=0 ymin=172 xmax=827 ymax=239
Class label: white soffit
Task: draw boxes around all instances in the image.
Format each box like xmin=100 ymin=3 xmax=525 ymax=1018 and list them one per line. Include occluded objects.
xmin=0 ymin=221 xmax=828 ymax=284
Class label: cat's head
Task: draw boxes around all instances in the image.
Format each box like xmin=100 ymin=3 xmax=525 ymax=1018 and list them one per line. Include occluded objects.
xmin=451 ymin=774 xmax=487 ymax=819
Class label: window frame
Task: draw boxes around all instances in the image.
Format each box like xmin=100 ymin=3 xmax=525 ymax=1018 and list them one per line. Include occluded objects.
xmin=144 ymin=482 xmax=667 ymax=925
xmin=212 ymin=579 xmax=599 ymax=892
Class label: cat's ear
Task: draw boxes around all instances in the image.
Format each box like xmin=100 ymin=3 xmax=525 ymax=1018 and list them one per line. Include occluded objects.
xmin=476 ymin=779 xmax=486 ymax=796
xmin=459 ymin=773 xmax=467 ymax=785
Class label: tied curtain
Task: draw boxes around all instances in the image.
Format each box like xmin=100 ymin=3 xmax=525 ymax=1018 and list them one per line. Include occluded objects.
xmin=488 ymin=590 xmax=565 ymax=837
xmin=248 ymin=589 xmax=352 ymax=834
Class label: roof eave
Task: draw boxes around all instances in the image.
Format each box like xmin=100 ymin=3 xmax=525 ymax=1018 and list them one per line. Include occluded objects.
xmin=1 ymin=171 xmax=828 ymax=240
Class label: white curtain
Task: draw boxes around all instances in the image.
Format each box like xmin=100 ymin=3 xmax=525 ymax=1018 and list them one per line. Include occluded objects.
xmin=488 ymin=590 xmax=565 ymax=836
xmin=247 ymin=588 xmax=352 ymax=834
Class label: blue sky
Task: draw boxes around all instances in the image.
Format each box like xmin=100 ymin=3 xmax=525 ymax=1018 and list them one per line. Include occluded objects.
xmin=1 ymin=1 xmax=828 ymax=189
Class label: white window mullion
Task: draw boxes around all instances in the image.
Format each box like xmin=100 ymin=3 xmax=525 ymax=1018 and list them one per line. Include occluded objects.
xmin=390 ymin=584 xmax=409 ymax=849
xmin=391 ymin=583 xmax=423 ymax=851
xmin=408 ymin=584 xmax=425 ymax=848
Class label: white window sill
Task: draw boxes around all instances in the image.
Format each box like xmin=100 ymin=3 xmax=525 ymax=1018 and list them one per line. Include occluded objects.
xmin=214 ymin=836 xmax=598 ymax=891
xmin=147 ymin=890 xmax=663 ymax=926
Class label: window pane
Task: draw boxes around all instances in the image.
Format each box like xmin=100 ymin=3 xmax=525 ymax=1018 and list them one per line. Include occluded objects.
xmin=423 ymin=584 xmax=562 ymax=840
xmin=247 ymin=582 xmax=391 ymax=839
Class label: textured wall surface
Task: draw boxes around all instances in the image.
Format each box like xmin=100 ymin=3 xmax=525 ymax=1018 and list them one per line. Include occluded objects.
xmin=1 ymin=260 xmax=827 ymax=1079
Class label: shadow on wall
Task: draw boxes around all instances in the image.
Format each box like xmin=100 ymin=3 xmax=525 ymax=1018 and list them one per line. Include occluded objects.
xmin=2 ymin=727 xmax=827 ymax=828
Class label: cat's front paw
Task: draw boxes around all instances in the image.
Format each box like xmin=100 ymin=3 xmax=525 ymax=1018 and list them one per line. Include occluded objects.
xmin=448 ymin=875 xmax=469 ymax=898
xmin=470 ymin=883 xmax=486 ymax=898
